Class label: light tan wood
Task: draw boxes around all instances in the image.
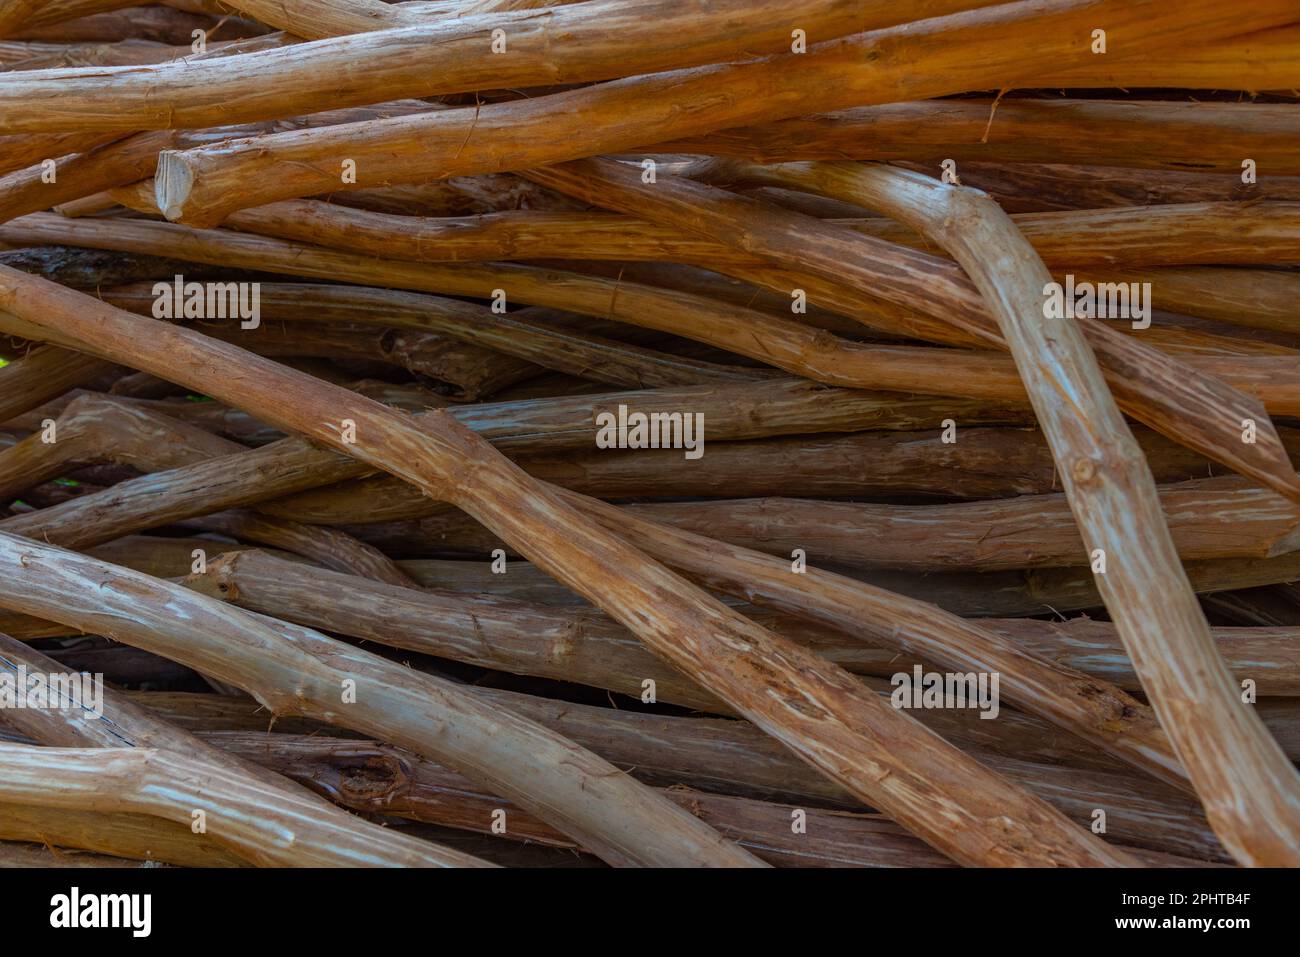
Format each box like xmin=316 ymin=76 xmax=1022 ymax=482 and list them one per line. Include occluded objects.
xmin=805 ymin=161 xmax=1300 ymax=866
xmin=0 ymin=264 xmax=1129 ymax=867
xmin=0 ymin=634 xmax=487 ymax=866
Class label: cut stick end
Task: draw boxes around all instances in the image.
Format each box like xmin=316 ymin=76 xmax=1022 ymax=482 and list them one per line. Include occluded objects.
xmin=155 ymin=151 xmax=201 ymax=225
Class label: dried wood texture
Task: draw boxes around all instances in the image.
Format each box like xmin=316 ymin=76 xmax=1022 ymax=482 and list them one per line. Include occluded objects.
xmin=504 ymin=479 xmax=1300 ymax=572
xmin=138 ymin=687 xmax=1226 ymax=862
xmin=0 ymin=1 xmax=42 ymax=37
xmin=810 ymin=162 xmax=1300 ymax=865
xmin=16 ymin=212 xmax=1300 ymax=425
xmin=103 ymin=282 xmax=767 ymax=390
xmin=0 ymin=392 xmax=235 ymax=499
xmin=148 ymin=0 xmax=1300 ymax=223
xmin=0 ymin=531 xmax=763 ymax=868
xmin=0 ymin=0 xmax=1287 ymax=872
xmin=0 ymin=0 xmax=968 ymax=131
xmin=0 ymin=806 xmax=245 ymax=867
xmin=523 ymin=158 xmax=1300 ymax=504
xmin=264 ymin=424 xmax=1233 ymax=524
xmin=0 ymin=100 xmax=437 ymax=226
xmin=0 ymin=265 xmax=1128 ymax=866
xmin=0 ymin=744 xmax=490 ymax=867
xmin=0 ymin=344 xmax=115 ymax=422
xmin=1 ymin=214 xmax=1038 ymax=406
xmin=193 ymin=545 xmax=1187 ymax=789
xmin=0 ymin=633 xmax=486 ymax=866
xmin=239 ymin=196 xmax=1300 ymax=268
xmin=199 ymin=728 xmax=1210 ymax=868
xmin=662 ymin=100 xmax=1300 ymax=175
xmin=0 ymin=378 xmax=1021 ymax=553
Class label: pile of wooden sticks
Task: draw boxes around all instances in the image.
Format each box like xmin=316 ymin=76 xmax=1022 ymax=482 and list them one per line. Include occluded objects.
xmin=0 ymin=0 xmax=1297 ymax=870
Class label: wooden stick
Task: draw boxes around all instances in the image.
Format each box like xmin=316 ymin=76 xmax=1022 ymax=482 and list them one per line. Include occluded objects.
xmin=0 ymin=838 xmax=176 ymax=869
xmin=0 ymin=392 xmax=444 ymax=585
xmin=328 ymin=175 xmax=587 ymax=217
xmin=265 ymin=423 xmax=1233 ymax=525
xmin=0 ymin=0 xmax=942 ymax=132
xmin=0 ymin=37 xmax=254 ymax=70
xmin=220 ymin=0 xmax=635 ymax=38
xmin=525 ymin=158 xmax=1300 ymax=503
xmin=147 ymin=0 xmax=1300 ymax=224
xmin=0 ymin=744 xmax=486 ymax=867
xmin=0 ymin=129 xmax=118 ymax=177
xmin=104 ymin=282 xmax=769 ymax=390
xmin=0 ymin=805 xmax=245 ymax=867
xmin=982 ymin=619 xmax=1300 ymax=699
xmin=9 ymin=6 xmax=269 ymax=44
xmin=0 ymin=243 xmax=189 ymax=288
xmin=507 ymin=478 xmax=1300 ymax=572
xmin=208 ymin=728 xmax=974 ymax=867
xmin=196 ymin=318 xmax=543 ymax=400
xmin=2 ymin=378 xmax=1020 ymax=552
xmin=812 ymin=551 xmax=1300 ymax=620
xmin=1100 ymin=266 xmax=1300 ymax=336
xmin=140 ymin=687 xmax=1227 ymax=862
xmin=2 ymin=212 xmax=1037 ymax=404
xmin=19 ymin=212 xmax=1300 ymax=426
xmin=0 ymin=392 xmax=236 ymax=500
xmin=0 ymin=634 xmax=489 ymax=866
xmin=379 ymin=561 xmax=1300 ymax=699
xmin=0 ymin=265 xmax=1130 ymax=867
xmin=0 ymin=1 xmax=146 ymax=37
xmin=101 ymin=183 xmax=1300 ymax=359
xmin=118 ymin=185 xmax=1300 ymax=269
xmin=659 ymin=100 xmax=1300 ymax=176
xmin=186 ymin=548 xmax=732 ymax=713
xmin=200 ymin=728 xmax=1214 ymax=867
xmin=916 ymin=161 xmax=1300 ymax=213
xmin=810 ymin=161 xmax=1300 ymax=866
xmin=0 ymin=532 xmax=765 ymax=867
xmin=0 ymin=100 xmax=438 ymax=226
xmin=192 ymin=545 xmax=1188 ymax=788
xmin=0 ymin=1 xmax=45 ymax=37
xmin=1042 ymin=23 xmax=1300 ymax=91
xmin=0 ymin=345 xmax=115 ymax=423
xmin=181 ymin=510 xmax=418 ymax=586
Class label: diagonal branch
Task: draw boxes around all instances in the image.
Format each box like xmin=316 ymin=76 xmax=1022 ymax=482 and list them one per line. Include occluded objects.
xmin=799 ymin=161 xmax=1300 ymax=866
xmin=0 ymin=262 xmax=1130 ymax=866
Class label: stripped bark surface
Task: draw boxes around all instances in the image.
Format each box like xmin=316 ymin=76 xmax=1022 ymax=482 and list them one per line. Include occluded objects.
xmin=0 ymin=0 xmax=969 ymax=132
xmin=523 ymin=158 xmax=1300 ymax=503
xmin=0 ymin=532 xmax=765 ymax=868
xmin=0 ymin=265 xmax=1130 ymax=867
xmin=352 ymin=478 xmax=1300 ymax=572
xmin=189 ymin=545 xmax=1188 ymax=789
xmin=0 ymin=0 xmax=1288 ymax=873
xmin=132 ymin=688 xmax=1227 ymax=862
xmin=806 ymin=162 xmax=1300 ymax=865
xmin=147 ymin=0 xmax=1300 ymax=223
xmin=0 ymin=633 xmax=489 ymax=866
